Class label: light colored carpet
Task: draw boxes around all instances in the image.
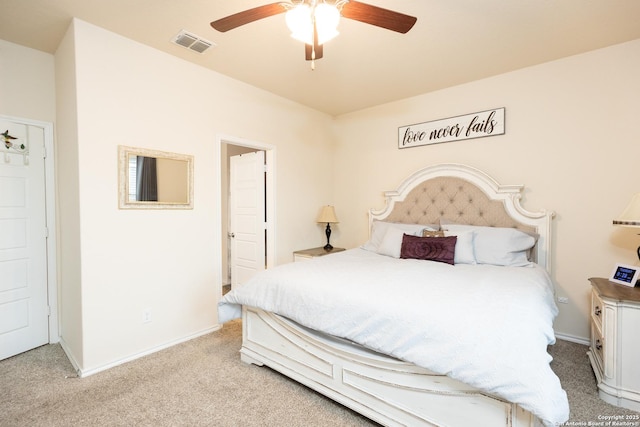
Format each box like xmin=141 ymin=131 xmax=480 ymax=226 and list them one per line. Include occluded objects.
xmin=1 ymin=319 xmax=638 ymax=426
xmin=1 ymin=320 xmax=374 ymax=427
xmin=548 ymin=337 xmax=640 ymax=425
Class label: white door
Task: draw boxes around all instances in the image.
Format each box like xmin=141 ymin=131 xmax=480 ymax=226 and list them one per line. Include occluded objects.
xmin=229 ymin=151 xmax=266 ymax=289
xmin=0 ymin=120 xmax=49 ymax=360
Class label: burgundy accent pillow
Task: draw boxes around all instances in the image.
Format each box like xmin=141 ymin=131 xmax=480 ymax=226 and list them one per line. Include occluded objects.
xmin=400 ymin=234 xmax=457 ymax=265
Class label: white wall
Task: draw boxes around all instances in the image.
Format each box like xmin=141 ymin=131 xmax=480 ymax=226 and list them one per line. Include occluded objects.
xmin=332 ymin=38 xmax=640 ymax=342
xmin=55 ymin=19 xmax=335 ymax=374
xmin=55 ymin=23 xmax=84 ymax=367
xmin=0 ymin=39 xmax=55 ymax=122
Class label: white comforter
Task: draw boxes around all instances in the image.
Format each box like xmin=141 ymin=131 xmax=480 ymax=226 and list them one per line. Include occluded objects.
xmin=218 ymin=248 xmax=569 ymax=426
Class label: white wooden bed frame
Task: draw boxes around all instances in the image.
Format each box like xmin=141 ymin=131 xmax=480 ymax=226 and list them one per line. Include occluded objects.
xmin=238 ymin=164 xmax=554 ymax=427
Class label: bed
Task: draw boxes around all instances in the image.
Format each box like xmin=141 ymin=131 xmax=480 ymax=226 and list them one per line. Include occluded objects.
xmin=218 ymin=163 xmax=569 ymax=427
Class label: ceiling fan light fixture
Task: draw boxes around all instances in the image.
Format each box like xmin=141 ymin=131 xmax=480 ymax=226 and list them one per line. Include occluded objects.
xmin=286 ymin=5 xmax=312 ymax=43
xmin=314 ymin=3 xmax=340 ymax=44
xmin=286 ymin=2 xmax=340 ymax=45
xmin=286 ymin=4 xmax=314 ymax=44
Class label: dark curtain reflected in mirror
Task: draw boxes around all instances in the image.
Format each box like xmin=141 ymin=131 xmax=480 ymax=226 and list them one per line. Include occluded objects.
xmin=136 ymin=156 xmax=158 ymax=201
xmin=119 ymin=145 xmax=193 ymax=209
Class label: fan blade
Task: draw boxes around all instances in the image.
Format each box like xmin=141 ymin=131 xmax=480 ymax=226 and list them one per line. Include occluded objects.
xmin=211 ymin=3 xmax=286 ymax=32
xmin=341 ymin=1 xmax=417 ymax=33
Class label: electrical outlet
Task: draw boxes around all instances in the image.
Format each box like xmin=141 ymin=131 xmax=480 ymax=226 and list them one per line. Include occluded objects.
xmin=143 ymin=308 xmax=152 ymax=323
xmin=557 ymin=297 xmax=569 ymax=304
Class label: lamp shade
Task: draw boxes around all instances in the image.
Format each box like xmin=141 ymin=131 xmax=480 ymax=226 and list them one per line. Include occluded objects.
xmin=317 ymin=205 xmax=338 ymax=223
xmin=613 ymin=193 xmax=640 ymax=227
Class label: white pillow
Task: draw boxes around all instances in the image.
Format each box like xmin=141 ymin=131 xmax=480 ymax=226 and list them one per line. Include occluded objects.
xmin=361 ymin=221 xmax=437 ymax=253
xmin=443 ymin=229 xmax=476 ymax=264
xmin=443 ymin=223 xmax=535 ymax=267
xmin=377 ymin=227 xmax=406 ymax=258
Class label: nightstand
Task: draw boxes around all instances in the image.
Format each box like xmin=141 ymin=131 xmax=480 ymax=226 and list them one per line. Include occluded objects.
xmin=293 ymin=246 xmax=345 ymax=262
xmin=587 ymin=277 xmax=640 ymax=411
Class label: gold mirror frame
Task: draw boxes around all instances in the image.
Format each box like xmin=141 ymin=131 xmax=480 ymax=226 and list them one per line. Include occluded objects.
xmin=118 ymin=145 xmax=194 ymax=209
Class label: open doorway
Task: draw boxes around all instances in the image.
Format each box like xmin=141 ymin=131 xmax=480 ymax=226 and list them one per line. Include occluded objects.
xmin=216 ymin=136 xmax=275 ymax=298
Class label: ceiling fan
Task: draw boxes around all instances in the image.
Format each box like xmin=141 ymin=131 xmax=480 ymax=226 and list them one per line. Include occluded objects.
xmin=210 ymin=1 xmax=417 ymax=68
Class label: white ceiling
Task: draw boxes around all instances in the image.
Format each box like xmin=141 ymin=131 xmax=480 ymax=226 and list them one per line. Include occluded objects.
xmin=1 ymin=0 xmax=640 ymax=116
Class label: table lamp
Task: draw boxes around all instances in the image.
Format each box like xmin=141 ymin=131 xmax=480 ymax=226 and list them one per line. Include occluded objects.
xmin=317 ymin=205 xmax=339 ymax=251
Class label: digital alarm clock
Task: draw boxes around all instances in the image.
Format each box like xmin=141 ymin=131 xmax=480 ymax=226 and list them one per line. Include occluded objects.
xmin=609 ymin=263 xmax=640 ymax=287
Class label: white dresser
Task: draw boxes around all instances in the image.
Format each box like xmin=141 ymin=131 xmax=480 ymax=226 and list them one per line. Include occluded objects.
xmin=587 ymin=277 xmax=640 ymax=411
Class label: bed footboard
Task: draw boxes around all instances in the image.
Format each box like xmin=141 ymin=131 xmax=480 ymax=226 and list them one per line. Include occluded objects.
xmin=240 ymin=306 xmax=542 ymax=427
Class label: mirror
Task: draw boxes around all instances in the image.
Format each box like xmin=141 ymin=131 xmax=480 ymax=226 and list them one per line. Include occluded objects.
xmin=118 ymin=145 xmax=193 ymax=209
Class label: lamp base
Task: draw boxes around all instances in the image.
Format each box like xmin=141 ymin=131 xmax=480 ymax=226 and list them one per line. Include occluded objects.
xmin=324 ymin=223 xmax=333 ymax=251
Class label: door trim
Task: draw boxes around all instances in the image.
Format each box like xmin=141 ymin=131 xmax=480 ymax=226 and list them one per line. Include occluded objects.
xmin=215 ymin=134 xmax=275 ymax=302
xmin=0 ymin=114 xmax=58 ymax=343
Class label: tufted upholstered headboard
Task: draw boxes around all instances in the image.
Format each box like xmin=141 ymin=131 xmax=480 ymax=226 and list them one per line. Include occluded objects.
xmin=369 ymin=164 xmax=554 ymax=270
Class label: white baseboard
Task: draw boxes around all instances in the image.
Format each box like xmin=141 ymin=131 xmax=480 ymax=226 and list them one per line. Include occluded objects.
xmin=555 ymin=331 xmax=589 ymax=346
xmin=61 ymin=325 xmax=222 ymax=378
xmin=58 ymin=337 xmax=82 ymax=377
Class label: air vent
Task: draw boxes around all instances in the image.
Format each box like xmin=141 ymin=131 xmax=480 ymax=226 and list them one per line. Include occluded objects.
xmin=172 ymin=30 xmax=214 ymax=54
